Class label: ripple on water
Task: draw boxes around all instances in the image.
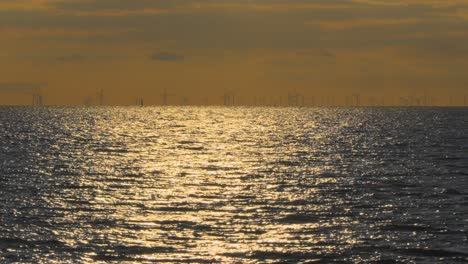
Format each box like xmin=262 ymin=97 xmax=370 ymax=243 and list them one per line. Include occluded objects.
xmin=0 ymin=106 xmax=468 ymax=263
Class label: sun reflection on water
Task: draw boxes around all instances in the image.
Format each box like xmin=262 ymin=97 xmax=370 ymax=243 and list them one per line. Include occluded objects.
xmin=52 ymin=107 xmax=356 ymax=262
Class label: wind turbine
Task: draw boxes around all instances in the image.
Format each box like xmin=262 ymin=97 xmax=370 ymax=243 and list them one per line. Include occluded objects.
xmin=0 ymin=83 xmax=46 ymax=106
xmin=160 ymin=88 xmax=175 ymax=106
xmin=223 ymin=90 xmax=236 ymax=106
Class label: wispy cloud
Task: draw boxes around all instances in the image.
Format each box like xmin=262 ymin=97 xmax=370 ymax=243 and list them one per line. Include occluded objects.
xmin=0 ymin=27 xmax=136 ymax=39
xmin=308 ymin=18 xmax=423 ymax=30
xmin=0 ymin=82 xmax=45 ymax=92
xmin=56 ymin=55 xmax=86 ymax=63
xmin=151 ymin=52 xmax=185 ymax=62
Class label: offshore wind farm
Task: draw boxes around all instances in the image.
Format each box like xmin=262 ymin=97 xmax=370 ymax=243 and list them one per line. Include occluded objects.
xmin=1 ymin=84 xmax=467 ymax=107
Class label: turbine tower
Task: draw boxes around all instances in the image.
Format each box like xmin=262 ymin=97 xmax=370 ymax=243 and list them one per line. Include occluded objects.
xmin=32 ymin=87 xmax=43 ymax=107
xmin=160 ymin=88 xmax=175 ymax=105
xmin=223 ymin=90 xmax=236 ymax=106
xmin=288 ymin=90 xmax=303 ymax=107
xmin=352 ymin=93 xmax=361 ymax=107
xmin=136 ymin=97 xmax=144 ymax=106
xmin=97 ymin=88 xmax=104 ymax=106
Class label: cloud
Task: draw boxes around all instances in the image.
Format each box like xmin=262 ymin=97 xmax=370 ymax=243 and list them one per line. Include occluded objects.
xmin=51 ymin=0 xmax=185 ymax=12
xmin=1 ymin=0 xmax=467 ymax=50
xmin=295 ymin=49 xmax=335 ymax=58
xmin=56 ymin=55 xmax=86 ymax=63
xmin=0 ymin=83 xmax=45 ymax=92
xmin=151 ymin=52 xmax=185 ymax=62
xmin=308 ymin=18 xmax=423 ymax=30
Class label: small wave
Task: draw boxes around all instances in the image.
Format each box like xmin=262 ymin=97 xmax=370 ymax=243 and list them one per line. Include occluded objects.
xmin=156 ymin=220 xmax=212 ymax=231
xmin=200 ymin=165 xmax=239 ymax=171
xmin=178 ymin=140 xmax=198 ymax=144
xmin=384 ymin=224 xmax=446 ymax=233
xmin=270 ymin=160 xmax=302 ymax=166
xmin=93 ymin=245 xmax=177 ymax=261
xmin=180 ymin=146 xmax=205 ymax=151
xmin=150 ymin=206 xmax=200 ymax=212
xmin=398 ymin=247 xmax=468 ymax=258
xmin=94 ymin=148 xmax=130 ymax=154
xmin=441 ymin=188 xmax=464 ymax=195
xmin=277 ymin=214 xmax=320 ymax=223
xmin=246 ymin=250 xmax=322 ymax=261
xmin=0 ymin=237 xmax=31 ymax=247
xmin=0 ymin=237 xmax=66 ymax=248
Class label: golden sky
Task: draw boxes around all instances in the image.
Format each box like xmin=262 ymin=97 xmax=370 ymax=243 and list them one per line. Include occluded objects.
xmin=1 ymin=0 xmax=468 ymax=105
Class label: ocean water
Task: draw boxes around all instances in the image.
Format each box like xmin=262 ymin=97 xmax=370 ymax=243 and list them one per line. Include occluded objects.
xmin=1 ymin=106 xmax=468 ymax=263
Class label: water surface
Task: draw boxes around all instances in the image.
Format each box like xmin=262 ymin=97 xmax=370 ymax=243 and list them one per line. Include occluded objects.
xmin=1 ymin=107 xmax=468 ymax=263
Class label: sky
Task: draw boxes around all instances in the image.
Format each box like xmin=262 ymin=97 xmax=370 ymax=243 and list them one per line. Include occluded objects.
xmin=1 ymin=0 xmax=468 ymax=106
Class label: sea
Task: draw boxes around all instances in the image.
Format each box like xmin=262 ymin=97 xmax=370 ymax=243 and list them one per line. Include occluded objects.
xmin=0 ymin=106 xmax=467 ymax=263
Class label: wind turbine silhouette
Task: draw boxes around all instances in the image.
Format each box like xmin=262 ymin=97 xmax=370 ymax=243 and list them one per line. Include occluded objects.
xmin=223 ymin=90 xmax=236 ymax=106
xmin=32 ymin=87 xmax=43 ymax=107
xmin=161 ymin=88 xmax=175 ymax=106
xmin=97 ymin=89 xmax=104 ymax=106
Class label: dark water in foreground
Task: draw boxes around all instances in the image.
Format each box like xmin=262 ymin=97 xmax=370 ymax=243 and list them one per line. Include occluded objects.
xmin=1 ymin=106 xmax=468 ymax=263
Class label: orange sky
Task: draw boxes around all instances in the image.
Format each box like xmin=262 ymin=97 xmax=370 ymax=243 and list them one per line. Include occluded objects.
xmin=1 ymin=0 xmax=468 ymax=106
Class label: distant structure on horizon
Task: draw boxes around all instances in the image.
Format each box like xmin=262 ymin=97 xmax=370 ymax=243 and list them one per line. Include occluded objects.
xmin=182 ymin=96 xmax=189 ymax=105
xmin=224 ymin=91 xmax=236 ymax=106
xmin=287 ymin=91 xmax=304 ymax=106
xmin=32 ymin=88 xmax=43 ymax=107
xmin=161 ymin=89 xmax=175 ymax=105
xmin=83 ymin=96 xmax=92 ymax=106
xmin=136 ymin=97 xmax=144 ymax=106
xmin=351 ymin=93 xmax=361 ymax=107
xmin=254 ymin=96 xmax=267 ymax=106
xmin=97 ymin=89 xmax=104 ymax=106
xmin=161 ymin=89 xmax=168 ymax=105
xmin=16 ymin=86 xmax=468 ymax=107
xmin=309 ymin=96 xmax=315 ymax=107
